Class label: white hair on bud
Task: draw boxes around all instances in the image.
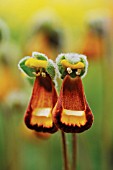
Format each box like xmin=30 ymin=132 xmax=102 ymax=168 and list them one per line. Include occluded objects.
xmin=18 ymin=56 xmax=30 ymax=74
xmin=56 ymin=53 xmax=66 ymax=78
xmin=56 ymin=53 xmax=88 ymax=79
xmin=48 ymin=59 xmax=55 ymax=68
xmin=56 ymin=53 xmax=65 ymax=64
xmin=48 ymin=59 xmax=56 ymax=80
xmin=65 ymin=53 xmax=81 ymax=64
xmin=47 ymin=59 xmax=58 ymax=88
xmin=79 ymin=54 xmax=88 ymax=78
xmin=49 ymin=60 xmax=59 ymax=82
xmin=32 ymin=51 xmax=48 ymax=60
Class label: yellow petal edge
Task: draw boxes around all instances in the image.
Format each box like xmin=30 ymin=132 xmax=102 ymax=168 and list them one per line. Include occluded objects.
xmin=61 ymin=59 xmax=85 ymax=69
xmin=25 ymin=58 xmax=48 ymax=69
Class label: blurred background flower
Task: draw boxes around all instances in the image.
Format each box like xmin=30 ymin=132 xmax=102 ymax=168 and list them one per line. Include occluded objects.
xmin=0 ymin=0 xmax=113 ymax=170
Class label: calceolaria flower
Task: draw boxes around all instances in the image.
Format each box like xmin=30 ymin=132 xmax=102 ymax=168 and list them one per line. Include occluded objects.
xmin=18 ymin=52 xmax=58 ymax=133
xmin=53 ymin=53 xmax=93 ymax=133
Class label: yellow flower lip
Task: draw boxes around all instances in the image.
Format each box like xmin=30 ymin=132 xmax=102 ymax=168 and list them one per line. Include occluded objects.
xmin=61 ymin=59 xmax=85 ymax=69
xmin=25 ymin=58 xmax=48 ymax=69
xmin=61 ymin=109 xmax=86 ymax=127
xmin=32 ymin=108 xmax=52 ymax=128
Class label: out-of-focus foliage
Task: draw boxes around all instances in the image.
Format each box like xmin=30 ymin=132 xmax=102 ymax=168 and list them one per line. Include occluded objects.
xmin=0 ymin=1 xmax=113 ymax=170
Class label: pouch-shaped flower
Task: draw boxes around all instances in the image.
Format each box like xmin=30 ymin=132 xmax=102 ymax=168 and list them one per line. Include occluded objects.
xmin=53 ymin=53 xmax=93 ymax=133
xmin=18 ymin=52 xmax=58 ymax=133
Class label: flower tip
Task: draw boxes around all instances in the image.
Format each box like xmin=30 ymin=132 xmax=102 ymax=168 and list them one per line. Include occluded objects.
xmin=32 ymin=51 xmax=48 ymax=61
xmin=56 ymin=53 xmax=88 ymax=79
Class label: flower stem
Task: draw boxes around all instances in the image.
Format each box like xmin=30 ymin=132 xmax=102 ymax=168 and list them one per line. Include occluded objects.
xmin=72 ymin=133 xmax=77 ymax=170
xmin=61 ymin=131 xmax=69 ymax=170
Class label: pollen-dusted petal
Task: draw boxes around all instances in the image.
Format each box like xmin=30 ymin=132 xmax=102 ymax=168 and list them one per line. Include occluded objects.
xmin=25 ymin=58 xmax=48 ymax=69
xmin=24 ymin=74 xmax=58 ymax=133
xmin=61 ymin=59 xmax=85 ymax=69
xmin=53 ymin=75 xmax=93 ymax=133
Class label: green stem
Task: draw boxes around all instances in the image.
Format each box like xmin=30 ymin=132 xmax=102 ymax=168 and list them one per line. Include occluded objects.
xmin=61 ymin=131 xmax=69 ymax=170
xmin=72 ymin=133 xmax=77 ymax=170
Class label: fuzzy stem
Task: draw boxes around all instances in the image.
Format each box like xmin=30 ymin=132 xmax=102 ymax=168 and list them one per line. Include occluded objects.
xmin=72 ymin=133 xmax=77 ymax=170
xmin=61 ymin=131 xmax=69 ymax=170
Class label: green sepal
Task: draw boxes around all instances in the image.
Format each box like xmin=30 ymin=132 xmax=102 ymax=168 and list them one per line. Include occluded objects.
xmin=46 ymin=60 xmax=55 ymax=79
xmin=18 ymin=57 xmax=36 ymax=77
xmin=33 ymin=52 xmax=48 ymax=61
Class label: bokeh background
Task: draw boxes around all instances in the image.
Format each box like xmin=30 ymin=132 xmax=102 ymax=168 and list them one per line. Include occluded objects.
xmin=0 ymin=0 xmax=113 ymax=170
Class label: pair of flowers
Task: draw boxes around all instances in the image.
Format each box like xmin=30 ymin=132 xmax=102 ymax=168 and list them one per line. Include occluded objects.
xmin=18 ymin=52 xmax=93 ymax=134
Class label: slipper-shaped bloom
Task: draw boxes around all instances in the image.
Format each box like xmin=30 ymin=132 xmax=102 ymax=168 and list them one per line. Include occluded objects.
xmin=53 ymin=53 xmax=93 ymax=133
xmin=18 ymin=52 xmax=58 ymax=133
